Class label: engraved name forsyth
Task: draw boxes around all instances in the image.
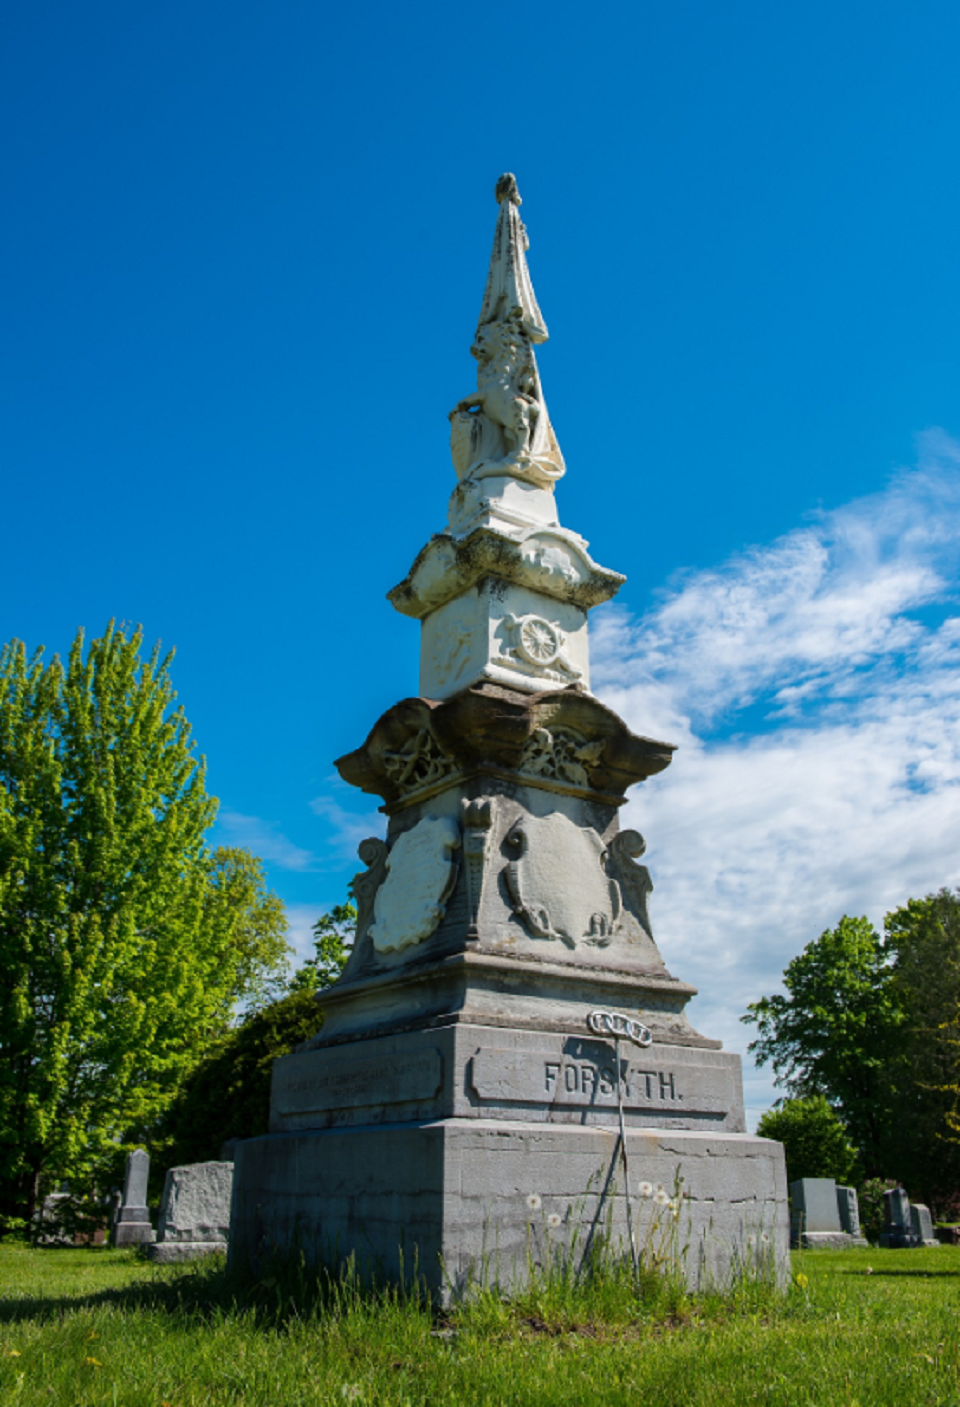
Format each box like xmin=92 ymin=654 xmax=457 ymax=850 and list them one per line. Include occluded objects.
xmin=470 ymin=1049 xmax=735 ymax=1118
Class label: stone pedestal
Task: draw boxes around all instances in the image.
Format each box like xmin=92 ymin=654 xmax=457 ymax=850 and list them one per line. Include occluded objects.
xmin=229 ymin=683 xmax=789 ymax=1296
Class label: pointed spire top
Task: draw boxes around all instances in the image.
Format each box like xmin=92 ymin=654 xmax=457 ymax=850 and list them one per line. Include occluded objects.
xmin=495 ymin=172 xmax=522 ymax=206
xmin=478 ymin=174 xmax=546 ymax=342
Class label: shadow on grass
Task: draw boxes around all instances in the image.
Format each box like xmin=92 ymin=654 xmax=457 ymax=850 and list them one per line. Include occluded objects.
xmin=0 ymin=1250 xmax=434 ymax=1331
xmin=836 ymin=1268 xmax=960 ymax=1280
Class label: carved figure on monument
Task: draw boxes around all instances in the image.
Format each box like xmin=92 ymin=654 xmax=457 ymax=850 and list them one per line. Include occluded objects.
xmin=449 ymin=174 xmax=565 ymax=489
xmin=368 ymin=814 xmax=461 ymax=954
xmin=349 ymin=837 xmax=389 ymax=939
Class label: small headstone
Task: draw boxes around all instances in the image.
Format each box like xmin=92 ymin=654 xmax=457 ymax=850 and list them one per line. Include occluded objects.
xmin=147 ymin=1161 xmax=233 ymax=1263
xmin=789 ymin=1178 xmax=864 ymax=1248
xmin=835 ymin=1185 xmax=869 ymax=1245
xmin=879 ymin=1187 xmax=922 ymax=1248
xmin=111 ymin=1149 xmax=155 ymax=1247
xmin=910 ymin=1203 xmax=937 ymax=1246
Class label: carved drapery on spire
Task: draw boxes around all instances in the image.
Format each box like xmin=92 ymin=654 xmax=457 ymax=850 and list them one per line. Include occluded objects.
xmin=449 ymin=174 xmax=565 ymax=491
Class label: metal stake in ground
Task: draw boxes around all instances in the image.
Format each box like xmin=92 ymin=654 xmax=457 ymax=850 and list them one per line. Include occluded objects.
xmin=586 ymin=1010 xmax=653 ymax=1292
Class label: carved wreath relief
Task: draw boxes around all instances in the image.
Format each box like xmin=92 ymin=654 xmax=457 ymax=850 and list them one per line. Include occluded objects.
xmin=500 ymin=613 xmax=581 ymax=685
xmin=368 ymin=815 xmax=461 ymax=955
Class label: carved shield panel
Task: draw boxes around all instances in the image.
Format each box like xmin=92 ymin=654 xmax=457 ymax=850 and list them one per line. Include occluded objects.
xmin=369 ymin=815 xmax=461 ymax=955
xmin=505 ymin=812 xmax=621 ymax=948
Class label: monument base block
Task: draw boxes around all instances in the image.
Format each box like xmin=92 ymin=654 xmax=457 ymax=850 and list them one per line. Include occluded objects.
xmin=230 ymin=1116 xmax=788 ymax=1301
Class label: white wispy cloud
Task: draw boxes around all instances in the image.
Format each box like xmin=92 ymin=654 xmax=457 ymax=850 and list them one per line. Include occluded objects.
xmin=593 ymin=431 xmax=960 ymax=1122
xmin=309 ymin=794 xmax=386 ymax=861
xmin=215 ymin=811 xmax=317 ymax=872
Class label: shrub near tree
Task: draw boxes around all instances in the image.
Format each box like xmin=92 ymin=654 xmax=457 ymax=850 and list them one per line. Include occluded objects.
xmin=0 ymin=624 xmax=290 ymax=1234
xmin=757 ymin=1097 xmax=860 ymax=1185
xmin=160 ymin=904 xmax=356 ymax=1167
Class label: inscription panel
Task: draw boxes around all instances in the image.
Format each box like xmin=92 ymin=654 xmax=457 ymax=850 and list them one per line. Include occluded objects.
xmin=470 ymin=1048 xmax=734 ymax=1118
xmin=274 ymin=1048 xmax=443 ymax=1117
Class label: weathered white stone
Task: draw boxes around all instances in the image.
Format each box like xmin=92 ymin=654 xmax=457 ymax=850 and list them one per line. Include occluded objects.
xmin=448 ymin=174 xmax=564 ymax=493
xmin=111 ymin=1148 xmax=155 ymax=1247
xmin=369 ymin=814 xmax=461 ymax=954
xmin=147 ymin=1161 xmax=233 ymax=1262
xmin=420 ymin=580 xmax=589 ymax=698
xmin=230 ymin=1119 xmax=789 ymax=1302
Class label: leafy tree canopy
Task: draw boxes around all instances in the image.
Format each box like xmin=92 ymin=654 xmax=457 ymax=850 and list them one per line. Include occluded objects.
xmin=743 ymin=916 xmax=902 ymax=1175
xmin=0 ymin=624 xmax=290 ymax=1231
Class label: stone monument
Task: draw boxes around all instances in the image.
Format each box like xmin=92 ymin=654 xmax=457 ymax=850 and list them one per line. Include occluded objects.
xmin=909 ymin=1202 xmax=937 ymax=1247
xmin=111 ymin=1149 xmax=155 ymax=1247
xmin=148 ymin=1161 xmax=233 ymax=1263
xmin=789 ymin=1178 xmax=865 ymax=1248
xmin=229 ymin=174 xmax=789 ymax=1297
xmin=880 ymin=1187 xmax=922 ymax=1247
xmin=835 ymin=1184 xmax=868 ymax=1245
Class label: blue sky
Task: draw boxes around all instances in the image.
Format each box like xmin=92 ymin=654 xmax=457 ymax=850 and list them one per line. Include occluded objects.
xmin=5 ymin=1 xmax=960 ymax=1121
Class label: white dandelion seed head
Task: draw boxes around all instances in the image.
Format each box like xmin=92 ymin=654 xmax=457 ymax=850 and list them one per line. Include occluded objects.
xmin=638 ymin=1181 xmax=654 ymax=1199
xmin=654 ymin=1188 xmax=670 ymax=1207
xmin=761 ymin=1233 xmax=771 ymax=1244
xmin=746 ymin=1234 xmax=757 ymax=1249
xmin=546 ymin=1213 xmax=562 ymax=1230
xmin=525 ymin=1193 xmax=542 ymax=1211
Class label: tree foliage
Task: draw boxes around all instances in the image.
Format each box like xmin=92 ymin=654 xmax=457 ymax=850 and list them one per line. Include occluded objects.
xmin=757 ymin=1096 xmax=860 ymax=1186
xmin=157 ymin=988 xmax=323 ymax=1171
xmin=743 ymin=916 xmax=902 ymax=1175
xmin=159 ymin=905 xmax=356 ymax=1169
xmin=287 ymin=902 xmax=356 ymax=993
xmin=885 ymin=889 xmax=960 ymax=1207
xmin=0 ymin=624 xmax=289 ymax=1230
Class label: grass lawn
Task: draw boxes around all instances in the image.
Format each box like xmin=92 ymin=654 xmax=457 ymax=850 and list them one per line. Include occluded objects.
xmin=1 ymin=1242 xmax=959 ymax=1405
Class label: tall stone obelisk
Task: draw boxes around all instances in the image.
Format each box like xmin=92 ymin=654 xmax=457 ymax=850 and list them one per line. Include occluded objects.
xmin=230 ymin=176 xmax=788 ymax=1296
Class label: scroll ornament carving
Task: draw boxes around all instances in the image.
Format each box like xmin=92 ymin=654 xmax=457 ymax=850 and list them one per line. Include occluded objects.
xmin=504 ymin=813 xmax=621 ymax=949
xmin=462 ymin=796 xmax=494 ymax=940
xmin=448 ymin=174 xmax=565 ymax=491
xmin=382 ymin=728 xmax=456 ymax=795
xmin=517 ymin=726 xmax=605 ymax=790
xmin=501 ymin=614 xmax=581 ymax=684
xmin=605 ymin=830 xmax=654 ymax=937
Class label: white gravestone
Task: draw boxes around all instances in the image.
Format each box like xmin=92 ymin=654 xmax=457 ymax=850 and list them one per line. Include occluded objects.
xmin=147 ymin=1161 xmax=233 ymax=1263
xmin=111 ymin=1149 xmax=155 ymax=1247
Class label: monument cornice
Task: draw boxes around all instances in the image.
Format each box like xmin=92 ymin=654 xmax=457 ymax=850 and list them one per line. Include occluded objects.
xmin=334 ymin=682 xmax=676 ymax=807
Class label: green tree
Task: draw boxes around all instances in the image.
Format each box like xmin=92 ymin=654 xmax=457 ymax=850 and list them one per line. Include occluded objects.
xmin=287 ymin=902 xmax=356 ymax=993
xmin=160 ymin=905 xmax=356 ymax=1168
xmin=742 ymin=916 xmax=902 ymax=1175
xmin=0 ymin=624 xmax=289 ymax=1232
xmin=757 ymin=1096 xmax=860 ymax=1185
xmin=884 ymin=889 xmax=960 ymax=1210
